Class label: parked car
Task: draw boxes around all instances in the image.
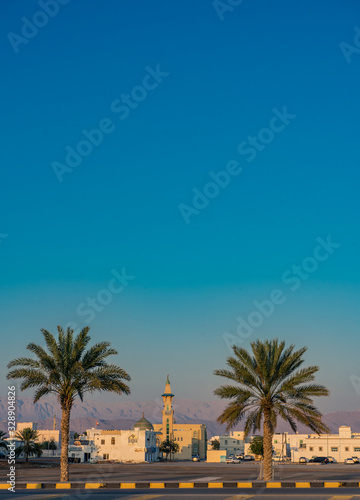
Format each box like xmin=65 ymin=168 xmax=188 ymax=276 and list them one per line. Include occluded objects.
xmin=235 ymin=453 xmax=244 ymax=460
xmin=345 ymin=458 xmax=355 ymax=464
xmin=309 ymin=456 xmax=329 ymax=463
xmin=273 ymin=456 xmax=289 ymax=462
xmin=226 ymin=456 xmax=241 ymax=464
xmin=352 ymin=456 xmax=359 ymax=464
xmin=243 ymin=455 xmax=255 ymax=461
xmin=192 ymin=455 xmax=200 ymax=462
xmin=327 ymin=456 xmax=336 ymax=463
xmin=299 ymin=457 xmax=307 ymax=463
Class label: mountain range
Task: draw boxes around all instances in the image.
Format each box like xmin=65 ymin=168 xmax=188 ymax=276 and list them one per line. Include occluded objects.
xmin=1 ymin=397 xmax=359 ymax=437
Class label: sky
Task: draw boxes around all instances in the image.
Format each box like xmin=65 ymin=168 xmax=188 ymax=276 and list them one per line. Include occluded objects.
xmin=1 ymin=0 xmax=360 ymax=414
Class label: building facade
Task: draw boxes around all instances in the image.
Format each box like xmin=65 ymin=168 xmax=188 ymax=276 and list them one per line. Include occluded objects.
xmin=209 ymin=434 xmax=246 ymax=456
xmin=68 ymin=416 xmax=159 ymax=463
xmin=243 ymin=426 xmax=360 ymax=463
xmin=289 ymin=426 xmax=360 ymax=462
xmin=15 ymin=421 xmax=60 ymax=454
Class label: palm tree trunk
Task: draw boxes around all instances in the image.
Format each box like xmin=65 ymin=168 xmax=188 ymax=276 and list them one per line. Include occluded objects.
xmin=60 ymin=406 xmax=71 ymax=482
xmin=263 ymin=410 xmax=273 ymax=481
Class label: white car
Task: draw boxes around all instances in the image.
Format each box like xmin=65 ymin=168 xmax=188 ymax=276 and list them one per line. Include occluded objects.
xmin=273 ymin=456 xmax=289 ymax=462
xmin=345 ymin=458 xmax=355 ymax=464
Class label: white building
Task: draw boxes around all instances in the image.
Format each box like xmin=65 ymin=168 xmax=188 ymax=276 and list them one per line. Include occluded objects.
xmin=289 ymin=426 xmax=360 ymax=463
xmin=68 ymin=440 xmax=95 ymax=463
xmin=209 ymin=431 xmax=248 ymax=456
xmin=243 ymin=426 xmax=360 ymax=463
xmin=69 ymin=415 xmax=159 ymax=463
xmin=16 ymin=422 xmax=60 ymax=450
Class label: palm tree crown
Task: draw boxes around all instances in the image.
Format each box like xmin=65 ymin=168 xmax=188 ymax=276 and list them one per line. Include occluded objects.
xmin=7 ymin=326 xmax=131 ymax=405
xmin=214 ymin=339 xmax=329 ymax=480
xmin=7 ymin=326 xmax=131 ymax=480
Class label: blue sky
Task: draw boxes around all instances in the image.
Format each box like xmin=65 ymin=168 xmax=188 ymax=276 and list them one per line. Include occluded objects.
xmin=1 ymin=0 xmax=360 ymax=413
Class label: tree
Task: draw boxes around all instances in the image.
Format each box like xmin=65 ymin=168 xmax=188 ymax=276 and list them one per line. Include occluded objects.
xmin=159 ymin=439 xmax=180 ymax=460
xmin=0 ymin=431 xmax=8 ymax=456
xmin=211 ymin=439 xmax=220 ymax=450
xmin=249 ymin=435 xmax=264 ymax=457
xmin=214 ymin=339 xmax=329 ymax=481
xmin=15 ymin=428 xmax=43 ymax=462
xmin=7 ymin=326 xmax=131 ymax=481
xmin=73 ymin=433 xmax=80 ymax=441
xmin=40 ymin=439 xmax=57 ymax=450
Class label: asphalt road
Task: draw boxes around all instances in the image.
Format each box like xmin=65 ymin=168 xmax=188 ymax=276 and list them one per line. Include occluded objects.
xmin=1 ymin=489 xmax=360 ymax=499
xmin=4 ymin=461 xmax=360 ymax=483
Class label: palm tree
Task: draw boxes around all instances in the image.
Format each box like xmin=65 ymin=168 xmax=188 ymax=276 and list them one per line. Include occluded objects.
xmin=15 ymin=428 xmax=43 ymax=461
xmin=0 ymin=431 xmax=8 ymax=456
xmin=214 ymin=339 xmax=329 ymax=481
xmin=41 ymin=438 xmax=57 ymax=452
xmin=7 ymin=326 xmax=131 ymax=481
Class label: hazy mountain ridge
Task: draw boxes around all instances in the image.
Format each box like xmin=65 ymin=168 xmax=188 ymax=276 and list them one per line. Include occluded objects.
xmin=1 ymin=398 xmax=359 ymax=437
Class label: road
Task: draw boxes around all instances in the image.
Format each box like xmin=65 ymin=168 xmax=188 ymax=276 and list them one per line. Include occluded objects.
xmin=1 ymin=488 xmax=360 ymax=499
xmin=4 ymin=461 xmax=360 ymax=483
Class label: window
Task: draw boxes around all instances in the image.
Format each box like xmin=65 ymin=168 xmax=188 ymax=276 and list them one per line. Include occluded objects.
xmin=319 ymin=447 xmax=323 ymax=452
xmin=103 ymin=454 xmax=109 ymax=460
xmin=354 ymin=447 xmax=360 ymax=452
xmin=331 ymin=447 xmax=338 ymax=452
xmin=128 ymin=434 xmax=137 ymax=444
xmin=345 ymin=447 xmax=349 ymax=452
xmin=111 ymin=438 xmax=115 ymax=445
xmin=274 ymin=440 xmax=278 ymax=443
xmin=225 ymin=440 xmax=228 ymax=445
xmin=101 ymin=439 xmax=105 ymax=445
xmin=181 ymin=437 xmax=183 ymax=441
xmin=309 ymin=447 xmax=313 ymax=452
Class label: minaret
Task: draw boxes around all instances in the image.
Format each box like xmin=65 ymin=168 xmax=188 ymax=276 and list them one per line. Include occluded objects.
xmin=161 ymin=374 xmax=174 ymax=442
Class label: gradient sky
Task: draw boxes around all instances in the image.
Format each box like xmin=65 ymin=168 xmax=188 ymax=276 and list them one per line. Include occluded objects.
xmin=1 ymin=0 xmax=360 ymax=413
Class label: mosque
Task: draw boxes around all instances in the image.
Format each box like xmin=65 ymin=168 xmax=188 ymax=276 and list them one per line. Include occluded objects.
xmin=69 ymin=375 xmax=207 ymax=462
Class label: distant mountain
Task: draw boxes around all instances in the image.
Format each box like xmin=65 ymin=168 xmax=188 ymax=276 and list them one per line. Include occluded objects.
xmin=0 ymin=397 xmax=359 ymax=437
